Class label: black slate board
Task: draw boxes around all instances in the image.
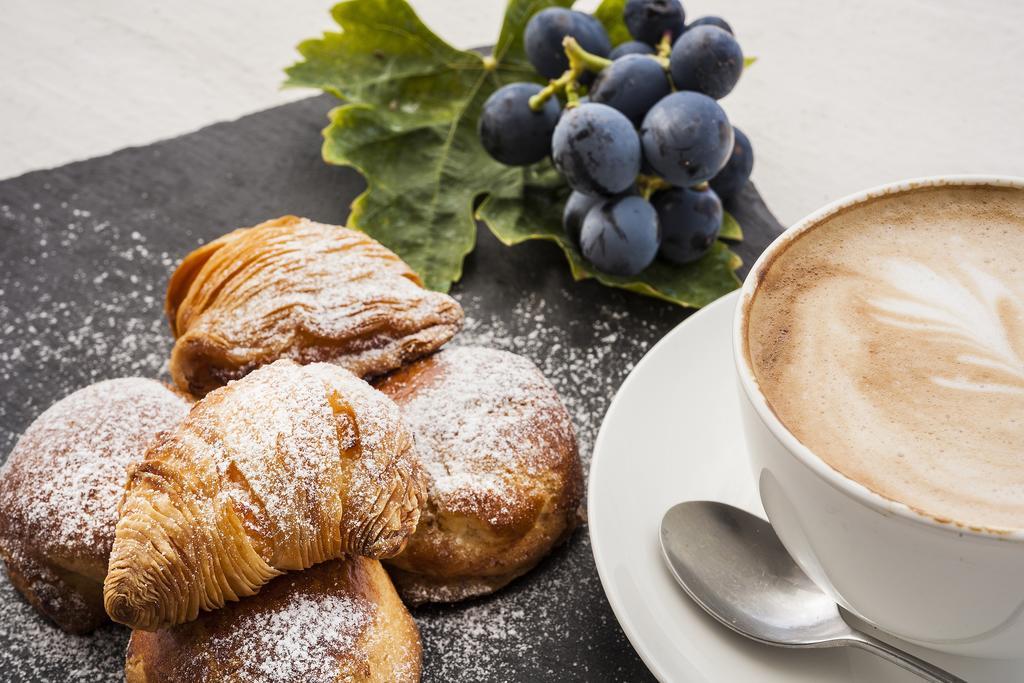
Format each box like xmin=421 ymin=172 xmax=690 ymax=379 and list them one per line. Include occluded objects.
xmin=0 ymin=94 xmax=782 ymax=682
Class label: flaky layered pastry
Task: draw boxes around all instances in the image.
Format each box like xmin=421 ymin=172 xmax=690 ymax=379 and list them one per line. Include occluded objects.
xmin=0 ymin=378 xmax=190 ymax=633
xmin=376 ymin=347 xmax=583 ymax=604
xmin=103 ymin=359 xmax=427 ymax=632
xmin=166 ymin=216 xmax=464 ymax=397
xmin=125 ymin=557 xmax=422 ymax=683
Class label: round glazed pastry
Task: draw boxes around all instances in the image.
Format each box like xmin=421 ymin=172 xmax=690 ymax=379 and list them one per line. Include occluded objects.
xmin=0 ymin=378 xmax=191 ymax=633
xmin=125 ymin=557 xmax=421 ymax=683
xmin=376 ymin=346 xmax=583 ymax=604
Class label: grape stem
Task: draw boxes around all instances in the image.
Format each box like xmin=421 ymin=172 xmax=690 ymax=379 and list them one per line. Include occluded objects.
xmin=656 ymin=32 xmax=673 ymax=59
xmin=528 ymin=36 xmax=612 ymax=111
xmin=653 ymin=31 xmax=672 ymax=70
xmin=564 ymin=80 xmax=581 ymax=107
xmin=636 ymin=177 xmax=710 ymax=199
xmin=637 ymin=174 xmax=673 ymax=199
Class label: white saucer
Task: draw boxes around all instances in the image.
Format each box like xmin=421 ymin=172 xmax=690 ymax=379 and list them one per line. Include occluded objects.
xmin=588 ymin=291 xmax=1022 ymax=682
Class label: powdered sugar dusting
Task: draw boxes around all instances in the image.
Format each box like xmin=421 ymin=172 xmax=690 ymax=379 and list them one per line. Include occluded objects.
xmin=170 ymin=217 xmax=462 ymax=391
xmin=137 ymin=560 xmax=391 ymax=682
xmin=205 ymin=361 xmax=346 ymax=556
xmin=106 ymin=358 xmax=421 ymax=630
xmin=1 ymin=194 xmax=667 ymax=680
xmin=0 ymin=201 xmax=177 ymax=459
xmin=388 ymin=347 xmax=574 ymax=526
xmin=0 ymin=378 xmax=189 ymax=564
xmin=0 ymin=585 xmax=126 ymax=683
xmin=201 ymin=220 xmax=446 ymax=348
xmin=452 ymin=292 xmax=664 ymax=471
xmin=212 ymin=591 xmax=371 ymax=682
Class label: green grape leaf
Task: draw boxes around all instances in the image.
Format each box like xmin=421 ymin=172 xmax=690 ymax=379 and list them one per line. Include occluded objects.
xmin=477 ymin=169 xmax=742 ymax=308
xmin=720 ymin=210 xmax=743 ymax=241
xmin=287 ymin=0 xmax=745 ymax=307
xmin=285 ymin=0 xmax=571 ymax=291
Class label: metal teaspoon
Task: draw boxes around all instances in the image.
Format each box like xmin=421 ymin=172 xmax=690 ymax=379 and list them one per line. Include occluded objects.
xmin=659 ymin=501 xmax=965 ymax=683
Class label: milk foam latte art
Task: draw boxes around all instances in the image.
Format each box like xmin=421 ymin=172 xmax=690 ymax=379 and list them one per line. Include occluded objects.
xmin=745 ymin=185 xmax=1024 ymax=531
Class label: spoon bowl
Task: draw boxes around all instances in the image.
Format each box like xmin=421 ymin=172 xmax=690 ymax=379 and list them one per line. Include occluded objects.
xmin=659 ymin=501 xmax=965 ymax=683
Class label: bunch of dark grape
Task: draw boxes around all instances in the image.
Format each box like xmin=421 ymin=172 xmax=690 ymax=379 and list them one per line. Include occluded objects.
xmin=478 ymin=0 xmax=754 ymax=277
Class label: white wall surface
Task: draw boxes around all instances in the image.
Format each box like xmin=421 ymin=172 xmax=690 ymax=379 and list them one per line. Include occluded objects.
xmin=1 ymin=0 xmax=1021 ymax=225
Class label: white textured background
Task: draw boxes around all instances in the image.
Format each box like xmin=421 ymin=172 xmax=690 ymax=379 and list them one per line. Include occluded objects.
xmin=1 ymin=0 xmax=1022 ymax=225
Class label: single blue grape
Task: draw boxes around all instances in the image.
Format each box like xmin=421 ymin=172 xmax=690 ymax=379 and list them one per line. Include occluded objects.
xmin=651 ymin=185 xmax=722 ymax=264
xmin=687 ymin=16 xmax=733 ymax=35
xmin=557 ymin=95 xmax=592 ymax=127
xmin=589 ymin=54 xmax=671 ymax=127
xmin=524 ymin=8 xmax=612 ymax=80
xmin=562 ymin=191 xmax=603 ymax=245
xmin=478 ymin=83 xmax=561 ymax=166
xmin=580 ymin=195 xmax=661 ymax=276
xmin=669 ymin=25 xmax=744 ymax=100
xmin=640 ymin=91 xmax=733 ymax=186
xmin=563 ymin=187 xmax=638 ymax=244
xmin=609 ymin=40 xmax=656 ymax=60
xmin=709 ymin=126 xmax=753 ymax=199
xmin=553 ymin=103 xmax=641 ymax=196
xmin=624 ymin=0 xmax=686 ymax=46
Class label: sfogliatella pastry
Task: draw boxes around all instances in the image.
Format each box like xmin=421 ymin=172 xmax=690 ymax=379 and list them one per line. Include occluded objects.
xmin=125 ymin=557 xmax=421 ymax=682
xmin=376 ymin=346 xmax=583 ymax=604
xmin=0 ymin=378 xmax=190 ymax=633
xmin=165 ymin=216 xmax=464 ymax=397
xmin=104 ymin=359 xmax=427 ymax=631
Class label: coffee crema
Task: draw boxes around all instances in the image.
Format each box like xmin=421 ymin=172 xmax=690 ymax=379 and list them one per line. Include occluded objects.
xmin=746 ymin=184 xmax=1024 ymax=531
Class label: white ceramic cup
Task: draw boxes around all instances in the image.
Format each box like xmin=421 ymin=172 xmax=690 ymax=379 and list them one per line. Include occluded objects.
xmin=733 ymin=175 xmax=1024 ymax=659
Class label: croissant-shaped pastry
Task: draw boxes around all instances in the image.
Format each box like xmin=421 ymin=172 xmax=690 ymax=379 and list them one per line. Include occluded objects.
xmin=103 ymin=359 xmax=426 ymax=632
xmin=166 ymin=216 xmax=464 ymax=397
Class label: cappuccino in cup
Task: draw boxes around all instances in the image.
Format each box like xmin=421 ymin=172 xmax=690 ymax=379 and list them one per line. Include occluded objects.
xmin=744 ymin=184 xmax=1024 ymax=531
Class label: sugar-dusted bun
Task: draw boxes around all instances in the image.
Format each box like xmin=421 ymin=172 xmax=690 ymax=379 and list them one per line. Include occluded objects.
xmin=0 ymin=378 xmax=191 ymax=633
xmin=125 ymin=556 xmax=421 ymax=682
xmin=376 ymin=346 xmax=583 ymax=604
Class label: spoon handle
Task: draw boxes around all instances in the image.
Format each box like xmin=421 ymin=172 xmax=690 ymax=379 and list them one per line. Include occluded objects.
xmin=845 ymin=632 xmax=966 ymax=683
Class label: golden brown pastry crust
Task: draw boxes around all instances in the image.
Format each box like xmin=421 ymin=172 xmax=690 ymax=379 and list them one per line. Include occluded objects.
xmin=166 ymin=216 xmax=464 ymax=397
xmin=0 ymin=378 xmax=190 ymax=633
xmin=375 ymin=347 xmax=583 ymax=604
xmin=125 ymin=556 xmax=421 ymax=682
xmin=104 ymin=360 xmax=427 ymax=631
